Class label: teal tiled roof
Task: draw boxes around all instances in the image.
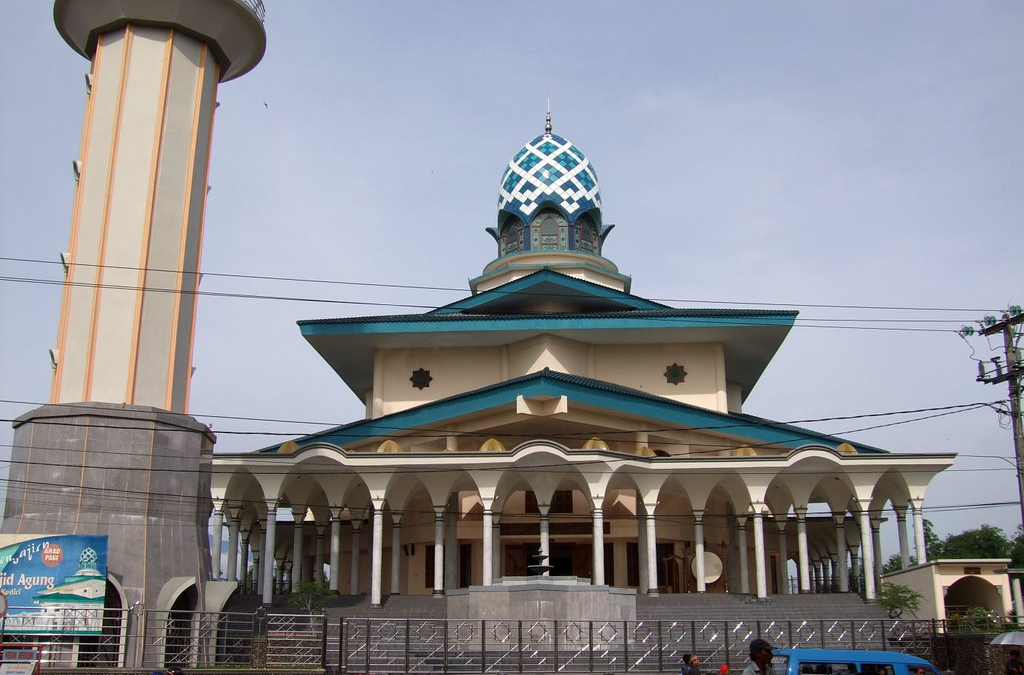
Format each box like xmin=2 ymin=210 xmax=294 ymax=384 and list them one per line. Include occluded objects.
xmin=256 ymin=368 xmax=885 ymax=456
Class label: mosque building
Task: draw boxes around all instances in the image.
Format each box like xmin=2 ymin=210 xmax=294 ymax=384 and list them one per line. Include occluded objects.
xmin=210 ymin=115 xmax=955 ymax=611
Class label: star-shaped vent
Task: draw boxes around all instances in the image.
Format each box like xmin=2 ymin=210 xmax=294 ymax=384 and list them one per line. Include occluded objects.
xmin=664 ymin=363 xmax=687 ymax=386
xmin=410 ymin=368 xmax=433 ymax=390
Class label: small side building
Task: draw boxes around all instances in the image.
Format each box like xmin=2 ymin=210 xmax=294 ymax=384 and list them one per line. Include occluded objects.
xmin=882 ymin=558 xmax=1014 ymax=620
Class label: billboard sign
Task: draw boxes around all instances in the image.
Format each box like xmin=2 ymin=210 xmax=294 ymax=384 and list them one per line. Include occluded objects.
xmin=0 ymin=535 xmax=108 ymax=635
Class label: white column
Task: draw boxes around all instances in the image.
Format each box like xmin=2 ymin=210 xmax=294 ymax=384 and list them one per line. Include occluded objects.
xmin=850 ymin=546 xmax=862 ymax=593
xmin=911 ymin=499 xmax=928 ymax=564
xmin=211 ymin=508 xmax=224 ymax=580
xmin=371 ymin=507 xmax=384 ymax=606
xmin=737 ymin=516 xmax=750 ymax=594
xmin=795 ymin=507 xmax=810 ymax=593
xmin=776 ymin=519 xmax=789 ymax=595
xmin=240 ymin=528 xmax=251 ymax=588
xmin=693 ymin=509 xmax=706 ymax=593
xmin=492 ymin=516 xmax=501 ymax=581
xmin=645 ymin=508 xmax=658 ymax=595
xmin=637 ymin=513 xmax=648 ymax=590
xmin=1013 ymin=577 xmax=1024 ymax=626
xmin=592 ymin=507 xmax=605 ymax=585
xmin=835 ymin=516 xmax=849 ymax=592
xmin=329 ymin=510 xmax=342 ymax=592
xmin=892 ymin=508 xmax=909 ymax=569
xmin=252 ymin=552 xmax=261 ymax=596
xmin=262 ymin=504 xmax=277 ymax=604
xmin=350 ymin=519 xmax=362 ymax=594
xmin=226 ymin=512 xmax=240 ymax=583
xmin=433 ymin=506 xmax=445 ymax=595
xmin=858 ymin=510 xmax=876 ymax=600
xmin=871 ymin=515 xmax=884 ymax=590
xmin=390 ymin=516 xmax=402 ymax=595
xmin=539 ymin=507 xmax=551 ymax=574
xmin=482 ymin=509 xmax=493 ymax=586
xmin=314 ymin=525 xmax=326 ymax=584
xmin=444 ymin=502 xmax=458 ymax=590
xmin=752 ymin=509 xmax=767 ymax=599
xmin=260 ymin=526 xmax=269 ymax=590
xmin=291 ymin=508 xmax=305 ymax=589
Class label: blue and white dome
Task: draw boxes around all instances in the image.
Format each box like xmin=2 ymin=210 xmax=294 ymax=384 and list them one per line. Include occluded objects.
xmin=498 ymin=132 xmax=602 ymax=226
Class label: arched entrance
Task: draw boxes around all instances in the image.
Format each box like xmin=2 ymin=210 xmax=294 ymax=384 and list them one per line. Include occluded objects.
xmin=945 ymin=575 xmax=1002 ymax=613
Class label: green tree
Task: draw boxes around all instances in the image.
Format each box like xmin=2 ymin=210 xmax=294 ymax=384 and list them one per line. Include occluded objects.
xmin=1011 ymin=526 xmax=1024 ymax=568
xmin=940 ymin=524 xmax=1011 ymax=559
xmin=876 ymin=581 xmax=923 ymax=618
xmin=880 ymin=519 xmax=939 ymax=573
xmin=922 ymin=519 xmax=943 ymax=560
xmin=882 ymin=553 xmax=917 ymax=575
xmin=287 ymin=581 xmax=332 ymax=614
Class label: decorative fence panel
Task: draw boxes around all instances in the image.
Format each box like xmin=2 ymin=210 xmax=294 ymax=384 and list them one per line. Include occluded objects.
xmin=337 ymin=618 xmax=948 ymax=673
xmin=0 ymin=605 xmax=990 ymax=671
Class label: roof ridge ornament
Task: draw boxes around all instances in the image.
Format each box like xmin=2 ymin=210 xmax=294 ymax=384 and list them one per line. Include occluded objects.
xmin=545 ymin=99 xmax=552 ymax=136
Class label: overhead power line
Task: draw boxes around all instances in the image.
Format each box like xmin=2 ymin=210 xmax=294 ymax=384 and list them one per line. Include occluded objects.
xmin=0 ymin=397 xmax=999 ymax=444
xmin=0 ymin=469 xmax=1018 ymax=528
xmin=0 ymin=255 xmax=1005 ymax=316
xmin=0 ymin=273 xmax=986 ymax=334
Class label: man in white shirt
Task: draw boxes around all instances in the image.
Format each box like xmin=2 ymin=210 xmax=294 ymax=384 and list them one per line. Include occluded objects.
xmin=740 ymin=638 xmax=777 ymax=675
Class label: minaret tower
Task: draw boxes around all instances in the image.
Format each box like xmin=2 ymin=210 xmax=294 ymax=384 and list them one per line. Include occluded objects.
xmin=3 ymin=0 xmax=265 ymax=616
xmin=51 ymin=0 xmax=265 ymax=411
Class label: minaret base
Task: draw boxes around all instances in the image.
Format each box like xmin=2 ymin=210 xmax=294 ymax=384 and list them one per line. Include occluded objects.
xmin=2 ymin=403 xmax=216 ymax=611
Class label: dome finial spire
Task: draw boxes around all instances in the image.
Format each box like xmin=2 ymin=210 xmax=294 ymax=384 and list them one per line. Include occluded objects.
xmin=545 ymin=99 xmax=552 ymax=136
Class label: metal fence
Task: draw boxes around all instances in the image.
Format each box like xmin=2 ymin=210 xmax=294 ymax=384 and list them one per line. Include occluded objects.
xmin=0 ymin=607 xmax=1007 ymax=672
xmin=337 ymin=618 xmax=940 ymax=673
xmin=0 ymin=605 xmax=325 ymax=670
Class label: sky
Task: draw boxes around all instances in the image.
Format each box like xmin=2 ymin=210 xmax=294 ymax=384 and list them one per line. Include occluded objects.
xmin=1 ymin=2 xmax=1022 ymax=560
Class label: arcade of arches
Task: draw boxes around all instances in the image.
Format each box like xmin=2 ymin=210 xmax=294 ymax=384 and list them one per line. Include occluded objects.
xmin=212 ymin=444 xmax=950 ymax=607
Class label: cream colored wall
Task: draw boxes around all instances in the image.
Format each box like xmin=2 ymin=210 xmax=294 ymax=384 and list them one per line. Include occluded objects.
xmin=373 ymin=338 xmax=730 ymax=416
xmin=594 ymin=342 xmax=727 ymax=412
xmin=934 ymin=565 xmax=1013 ymax=615
xmin=378 ymin=347 xmax=502 ymax=416
xmin=508 ymin=335 xmax=590 ymax=378
xmin=53 ymin=25 xmax=218 ymax=412
xmin=473 ymin=251 xmax=628 ymax=293
xmin=877 ymin=566 xmax=936 ymax=618
xmin=882 ymin=563 xmax=1014 ymax=619
xmin=726 ymin=381 xmax=744 ymax=413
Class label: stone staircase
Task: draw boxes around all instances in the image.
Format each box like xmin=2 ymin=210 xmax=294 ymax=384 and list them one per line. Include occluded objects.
xmin=637 ymin=592 xmax=892 ymax=622
xmin=225 ymin=591 xmax=902 ymax=670
xmin=226 ymin=590 xmax=889 ymax=625
xmin=325 ymin=594 xmax=449 ymax=621
xmin=223 ymin=593 xmax=450 ymax=620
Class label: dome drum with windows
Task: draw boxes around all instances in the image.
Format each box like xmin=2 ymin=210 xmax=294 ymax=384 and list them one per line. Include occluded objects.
xmin=490 ymin=126 xmax=612 ymax=259
xmin=476 ymin=116 xmax=625 ymax=293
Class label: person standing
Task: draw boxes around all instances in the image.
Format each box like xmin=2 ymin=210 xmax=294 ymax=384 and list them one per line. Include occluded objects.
xmin=680 ymin=653 xmax=702 ymax=674
xmin=1007 ymin=649 xmax=1023 ymax=675
xmin=740 ymin=638 xmax=776 ymax=675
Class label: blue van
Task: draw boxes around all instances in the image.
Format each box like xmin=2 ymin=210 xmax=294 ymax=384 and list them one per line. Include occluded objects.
xmin=772 ymin=648 xmax=942 ymax=675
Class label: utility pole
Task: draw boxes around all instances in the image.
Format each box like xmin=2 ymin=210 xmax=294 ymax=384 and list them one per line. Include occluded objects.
xmin=965 ymin=307 xmax=1024 ymax=530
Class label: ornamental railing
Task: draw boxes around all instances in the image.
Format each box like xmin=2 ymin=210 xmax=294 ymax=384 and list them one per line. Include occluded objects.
xmin=233 ymin=0 xmax=266 ymax=23
xmin=338 ymin=617 xmax=943 ymax=673
xmin=0 ymin=608 xmax=1010 ymax=672
xmin=0 ymin=605 xmax=324 ymax=671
